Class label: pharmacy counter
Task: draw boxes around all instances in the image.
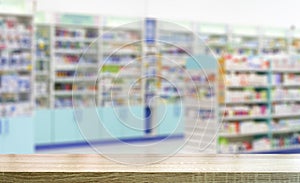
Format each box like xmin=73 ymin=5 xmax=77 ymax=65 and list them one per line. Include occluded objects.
xmin=1 ymin=154 xmax=300 ymax=182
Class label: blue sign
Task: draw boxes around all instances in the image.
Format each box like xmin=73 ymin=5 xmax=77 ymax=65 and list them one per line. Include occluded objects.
xmin=145 ymin=18 xmax=156 ymax=44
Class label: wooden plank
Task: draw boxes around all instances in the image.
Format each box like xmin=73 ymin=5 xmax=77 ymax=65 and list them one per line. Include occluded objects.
xmin=1 ymin=154 xmax=300 ymax=182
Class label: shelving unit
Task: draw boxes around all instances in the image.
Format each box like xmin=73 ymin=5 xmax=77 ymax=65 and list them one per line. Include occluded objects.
xmin=34 ymin=13 xmax=52 ymax=108
xmin=290 ymin=30 xmax=300 ymax=54
xmin=218 ymin=54 xmax=271 ymax=153
xmin=0 ymin=11 xmax=34 ymax=117
xmin=156 ymin=21 xmax=194 ymax=104
xmin=218 ymin=54 xmax=300 ymax=153
xmin=261 ymin=27 xmax=288 ymax=54
xmin=0 ymin=0 xmax=35 ymax=154
xmin=184 ymin=55 xmax=218 ymax=153
xmin=229 ymin=25 xmax=260 ymax=55
xmin=52 ymin=13 xmax=100 ymax=108
xmin=196 ymin=23 xmax=228 ymax=57
xmin=99 ymin=17 xmax=143 ymax=107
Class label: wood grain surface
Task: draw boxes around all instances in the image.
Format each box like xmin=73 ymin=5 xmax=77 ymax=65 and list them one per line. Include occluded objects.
xmin=1 ymin=154 xmax=300 ymax=182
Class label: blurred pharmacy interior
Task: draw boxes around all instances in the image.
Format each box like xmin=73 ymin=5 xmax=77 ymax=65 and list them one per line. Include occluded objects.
xmin=2 ymin=0 xmax=300 ymax=154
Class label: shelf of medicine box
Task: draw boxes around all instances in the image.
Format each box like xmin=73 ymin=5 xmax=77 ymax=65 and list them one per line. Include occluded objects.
xmin=54 ymin=90 xmax=96 ymax=96
xmin=271 ymin=68 xmax=300 ymax=73
xmin=261 ymin=27 xmax=288 ymax=53
xmin=271 ymin=98 xmax=300 ymax=103
xmin=158 ymin=28 xmax=194 ymax=43
xmin=101 ymin=26 xmax=141 ymax=40
xmin=54 ymin=63 xmax=98 ymax=70
xmin=101 ymin=82 xmax=141 ymax=88
xmin=229 ymin=26 xmax=259 ymax=50
xmin=55 ymin=36 xmax=97 ymax=42
xmin=100 ymin=61 xmax=141 ymax=67
xmin=222 ymin=115 xmax=269 ymax=121
xmin=290 ymin=31 xmax=300 ymax=53
xmin=102 ymin=48 xmax=140 ymax=56
xmin=185 ymin=102 xmax=215 ymax=109
xmin=261 ymin=39 xmax=288 ymax=51
xmin=98 ymin=71 xmax=141 ymax=78
xmin=185 ymin=115 xmax=216 ymax=123
xmin=270 ymin=83 xmax=300 ymax=88
xmin=102 ymin=41 xmax=141 ymax=50
xmin=223 ymin=99 xmax=268 ymax=105
xmin=101 ymin=93 xmax=142 ymax=99
xmin=271 ymin=128 xmax=300 ymax=135
xmin=54 ymin=77 xmax=98 ymax=82
xmin=246 ymin=145 xmax=300 ymax=153
xmin=160 ymin=57 xmax=187 ymax=67
xmin=0 ymin=67 xmax=32 ymax=72
xmin=272 ymin=113 xmax=300 ymax=119
xmin=226 ymin=85 xmax=270 ymax=89
xmin=159 ymin=46 xmax=193 ymax=55
xmin=219 ymin=130 xmax=269 ymax=138
xmin=197 ymin=34 xmax=228 ymax=56
xmin=54 ymin=48 xmax=97 ymax=55
xmin=225 ymin=68 xmax=269 ymax=73
xmin=184 ymin=82 xmax=216 ymax=88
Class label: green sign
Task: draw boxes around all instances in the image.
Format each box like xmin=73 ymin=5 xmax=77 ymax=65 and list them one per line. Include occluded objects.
xmin=232 ymin=25 xmax=258 ymax=36
xmin=56 ymin=13 xmax=98 ymax=27
xmin=34 ymin=12 xmax=52 ymax=24
xmin=103 ymin=16 xmax=140 ymax=27
xmin=294 ymin=30 xmax=300 ymax=38
xmin=264 ymin=27 xmax=287 ymax=37
xmin=0 ymin=0 xmax=32 ymax=14
xmin=165 ymin=19 xmax=193 ymax=30
xmin=199 ymin=23 xmax=226 ymax=34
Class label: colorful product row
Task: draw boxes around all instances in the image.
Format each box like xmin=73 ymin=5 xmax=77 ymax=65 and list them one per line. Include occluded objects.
xmin=270 ymin=55 xmax=300 ymax=70
xmin=186 ymin=109 xmax=214 ymax=120
xmin=0 ymin=52 xmax=31 ymax=70
xmin=54 ymin=83 xmax=96 ymax=91
xmin=0 ymin=17 xmax=31 ymax=30
xmin=225 ymin=89 xmax=267 ymax=102
xmin=55 ymin=97 xmax=94 ymax=108
xmin=272 ymin=119 xmax=300 ymax=131
xmin=0 ymin=75 xmax=31 ymax=93
xmin=56 ymin=71 xmax=96 ymax=78
xmin=224 ymin=54 xmax=269 ymax=70
xmin=226 ymin=73 xmax=268 ymax=86
xmin=0 ymin=102 xmax=31 ymax=117
xmin=272 ymin=103 xmax=300 ymax=114
xmin=55 ymin=41 xmax=88 ymax=49
xmin=0 ymin=33 xmax=31 ymax=49
xmin=56 ymin=28 xmax=97 ymax=38
xmin=221 ymin=121 xmax=268 ymax=134
xmin=221 ymin=105 xmax=268 ymax=117
xmin=104 ymin=55 xmax=137 ymax=64
xmin=102 ymin=31 xmax=140 ymax=42
xmin=272 ymin=88 xmax=300 ymax=100
xmin=159 ymin=34 xmax=193 ymax=43
xmin=54 ymin=55 xmax=79 ymax=64
xmin=35 ymin=82 xmax=48 ymax=96
xmin=272 ymin=73 xmax=300 ymax=85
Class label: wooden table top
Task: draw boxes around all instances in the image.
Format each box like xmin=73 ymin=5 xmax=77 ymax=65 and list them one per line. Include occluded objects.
xmin=1 ymin=154 xmax=300 ymax=172
xmin=1 ymin=154 xmax=300 ymax=182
